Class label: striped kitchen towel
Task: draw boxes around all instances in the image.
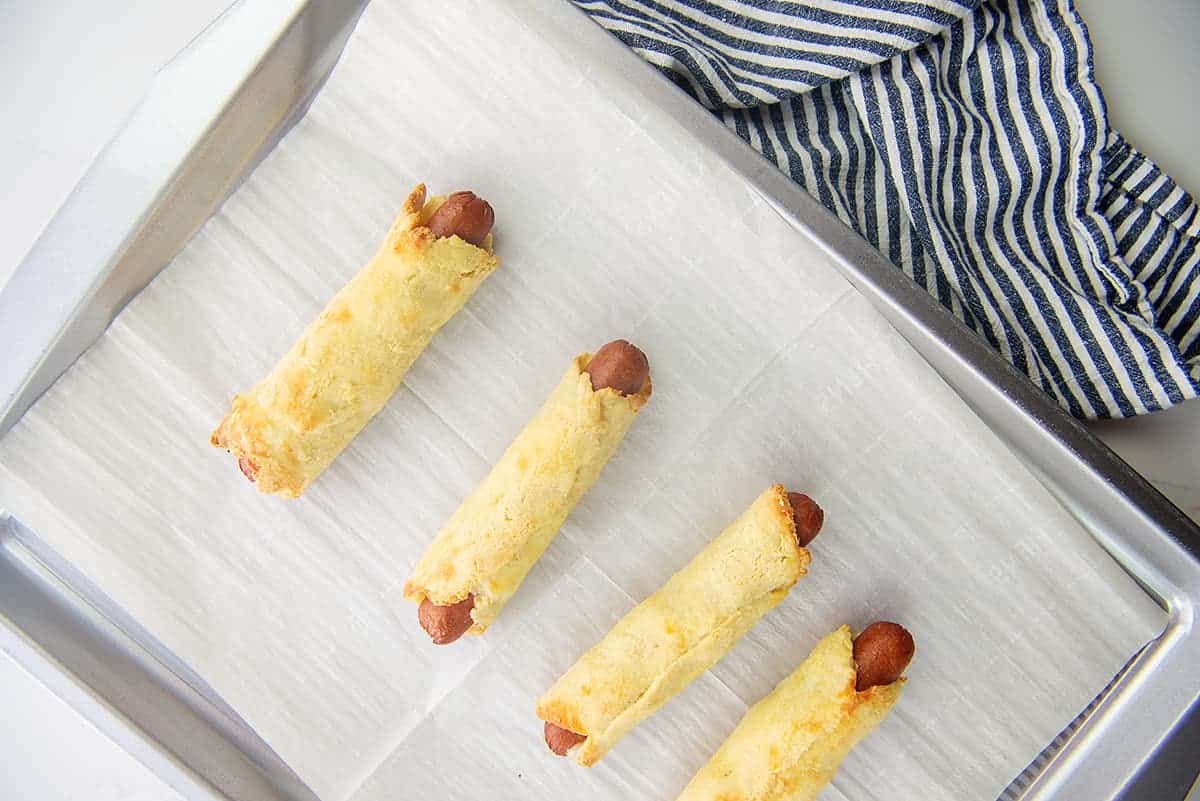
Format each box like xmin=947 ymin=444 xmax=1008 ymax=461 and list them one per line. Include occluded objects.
xmin=576 ymin=0 xmax=1200 ymax=418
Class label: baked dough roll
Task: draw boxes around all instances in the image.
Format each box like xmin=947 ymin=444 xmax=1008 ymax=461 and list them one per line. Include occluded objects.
xmin=404 ymin=340 xmax=652 ymax=642
xmin=537 ymin=485 xmax=824 ymax=766
xmin=675 ymin=622 xmax=914 ymax=801
xmin=211 ymin=184 xmax=498 ymax=497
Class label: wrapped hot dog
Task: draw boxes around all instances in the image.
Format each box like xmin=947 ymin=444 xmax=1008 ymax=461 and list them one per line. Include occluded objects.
xmin=537 ymin=485 xmax=823 ymax=766
xmin=404 ymin=341 xmax=652 ymax=643
xmin=211 ymin=184 xmax=498 ymax=497
xmin=675 ymin=622 xmax=914 ymax=801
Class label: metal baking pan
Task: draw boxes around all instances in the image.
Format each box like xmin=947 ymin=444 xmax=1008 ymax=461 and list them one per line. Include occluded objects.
xmin=1 ymin=1 xmax=1197 ymax=800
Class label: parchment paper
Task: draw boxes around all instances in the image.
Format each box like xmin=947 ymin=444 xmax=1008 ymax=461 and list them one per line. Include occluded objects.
xmin=0 ymin=1 xmax=1163 ymax=800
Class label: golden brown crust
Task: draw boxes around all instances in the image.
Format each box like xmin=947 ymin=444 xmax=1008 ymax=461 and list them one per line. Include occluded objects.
xmin=210 ymin=183 xmax=498 ymax=497
xmin=536 ymin=485 xmax=810 ymax=766
xmin=674 ymin=625 xmax=905 ymax=801
xmin=404 ymin=352 xmax=650 ymax=632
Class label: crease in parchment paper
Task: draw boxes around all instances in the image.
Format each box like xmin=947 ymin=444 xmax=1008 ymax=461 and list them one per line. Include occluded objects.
xmin=0 ymin=1 xmax=1164 ymax=800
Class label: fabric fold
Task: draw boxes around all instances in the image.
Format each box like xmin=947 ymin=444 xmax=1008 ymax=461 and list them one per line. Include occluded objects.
xmin=579 ymin=0 xmax=1200 ymax=417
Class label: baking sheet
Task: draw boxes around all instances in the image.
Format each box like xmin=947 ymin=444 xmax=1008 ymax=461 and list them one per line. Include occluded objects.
xmin=0 ymin=1 xmax=1164 ymax=800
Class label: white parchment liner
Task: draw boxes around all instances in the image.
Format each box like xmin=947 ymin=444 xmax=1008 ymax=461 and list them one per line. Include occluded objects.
xmin=0 ymin=2 xmax=1162 ymax=800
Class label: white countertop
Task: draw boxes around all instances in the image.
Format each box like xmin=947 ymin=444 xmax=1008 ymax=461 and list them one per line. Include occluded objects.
xmin=0 ymin=651 xmax=186 ymax=801
xmin=0 ymin=1 xmax=1197 ymax=799
xmin=1 ymin=4 xmax=230 ymax=799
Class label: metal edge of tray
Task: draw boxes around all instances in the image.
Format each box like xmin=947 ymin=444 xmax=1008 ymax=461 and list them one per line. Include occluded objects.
xmin=0 ymin=513 xmax=313 ymax=801
xmin=517 ymin=3 xmax=1200 ymax=800
xmin=0 ymin=0 xmax=365 ymax=799
xmin=0 ymin=0 xmax=1196 ymax=800
xmin=0 ymin=0 xmax=363 ymax=439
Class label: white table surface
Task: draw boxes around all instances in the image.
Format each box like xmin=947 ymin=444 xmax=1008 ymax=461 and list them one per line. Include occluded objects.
xmin=0 ymin=1 xmax=1197 ymax=800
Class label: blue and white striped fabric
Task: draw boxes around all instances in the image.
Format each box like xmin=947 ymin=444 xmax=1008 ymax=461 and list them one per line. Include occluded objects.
xmin=576 ymin=0 xmax=1200 ymax=418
